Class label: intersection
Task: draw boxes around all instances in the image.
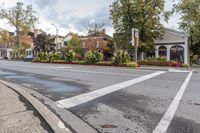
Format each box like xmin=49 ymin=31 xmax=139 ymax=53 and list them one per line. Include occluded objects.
xmin=0 ymin=60 xmax=199 ymax=133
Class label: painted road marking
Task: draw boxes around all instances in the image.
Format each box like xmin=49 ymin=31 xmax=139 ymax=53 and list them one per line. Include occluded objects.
xmin=168 ymin=69 xmax=191 ymax=73
xmin=56 ymin=71 xmax=166 ymax=109
xmin=152 ymin=70 xmax=194 ymax=133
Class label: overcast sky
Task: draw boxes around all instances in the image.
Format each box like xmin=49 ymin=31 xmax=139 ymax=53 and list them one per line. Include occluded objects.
xmin=0 ymin=0 xmax=179 ymax=36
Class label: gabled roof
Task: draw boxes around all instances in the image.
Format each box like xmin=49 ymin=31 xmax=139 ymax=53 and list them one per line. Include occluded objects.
xmin=83 ymin=32 xmax=113 ymax=40
xmin=165 ymin=27 xmax=190 ymax=37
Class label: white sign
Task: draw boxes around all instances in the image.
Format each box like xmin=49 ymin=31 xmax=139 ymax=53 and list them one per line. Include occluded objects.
xmin=132 ymin=28 xmax=139 ymax=46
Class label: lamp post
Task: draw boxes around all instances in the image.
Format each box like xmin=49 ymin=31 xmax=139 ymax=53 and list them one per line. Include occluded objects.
xmin=51 ymin=23 xmax=58 ymax=52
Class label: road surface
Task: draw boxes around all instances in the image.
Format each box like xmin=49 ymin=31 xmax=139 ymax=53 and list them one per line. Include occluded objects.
xmin=0 ymin=60 xmax=199 ymax=133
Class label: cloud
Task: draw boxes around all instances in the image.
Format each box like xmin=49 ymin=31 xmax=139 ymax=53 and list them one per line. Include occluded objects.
xmin=26 ymin=0 xmax=114 ymax=35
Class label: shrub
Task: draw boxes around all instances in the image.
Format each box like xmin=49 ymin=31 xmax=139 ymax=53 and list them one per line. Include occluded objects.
xmin=37 ymin=52 xmax=47 ymax=60
xmin=85 ymin=51 xmax=96 ymax=64
xmin=85 ymin=51 xmax=104 ymax=64
xmin=127 ymin=62 xmax=138 ymax=68
xmin=41 ymin=60 xmax=49 ymax=63
xmin=62 ymin=50 xmax=75 ymax=62
xmin=94 ymin=52 xmax=104 ymax=62
xmin=19 ymin=55 xmax=25 ymax=60
xmin=96 ymin=61 xmax=113 ymax=65
xmin=112 ymin=50 xmax=129 ymax=64
xmin=51 ymin=60 xmax=66 ymax=63
xmin=157 ymin=56 xmax=167 ymax=62
xmin=181 ymin=64 xmax=190 ymax=67
xmin=32 ymin=58 xmax=40 ymax=62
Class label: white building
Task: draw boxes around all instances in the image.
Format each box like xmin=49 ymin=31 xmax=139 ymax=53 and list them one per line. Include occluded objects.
xmin=154 ymin=28 xmax=190 ymax=64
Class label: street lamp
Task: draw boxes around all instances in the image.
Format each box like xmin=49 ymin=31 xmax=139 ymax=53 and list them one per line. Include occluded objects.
xmin=51 ymin=23 xmax=58 ymax=52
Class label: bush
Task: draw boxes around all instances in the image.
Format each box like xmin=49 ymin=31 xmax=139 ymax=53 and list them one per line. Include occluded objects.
xmin=19 ymin=55 xmax=25 ymax=60
xmin=127 ymin=62 xmax=138 ymax=68
xmin=65 ymin=50 xmax=76 ymax=62
xmin=32 ymin=58 xmax=40 ymax=62
xmin=157 ymin=56 xmax=167 ymax=62
xmin=96 ymin=61 xmax=113 ymax=65
xmin=85 ymin=51 xmax=96 ymax=64
xmin=85 ymin=51 xmax=104 ymax=64
xmin=94 ymin=52 xmax=104 ymax=62
xmin=112 ymin=50 xmax=129 ymax=64
xmin=51 ymin=60 xmax=66 ymax=63
xmin=181 ymin=64 xmax=190 ymax=67
xmin=37 ymin=52 xmax=47 ymax=60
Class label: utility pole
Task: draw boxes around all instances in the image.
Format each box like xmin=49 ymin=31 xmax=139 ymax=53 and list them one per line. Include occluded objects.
xmin=132 ymin=28 xmax=139 ymax=63
xmin=51 ymin=23 xmax=58 ymax=52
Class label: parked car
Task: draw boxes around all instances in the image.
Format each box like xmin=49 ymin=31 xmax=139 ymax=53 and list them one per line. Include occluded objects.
xmin=24 ymin=55 xmax=35 ymax=62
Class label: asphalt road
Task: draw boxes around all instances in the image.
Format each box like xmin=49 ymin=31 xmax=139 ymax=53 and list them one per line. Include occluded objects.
xmin=0 ymin=60 xmax=199 ymax=133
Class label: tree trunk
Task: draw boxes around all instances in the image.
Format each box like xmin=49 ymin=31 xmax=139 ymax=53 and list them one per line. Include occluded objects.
xmin=16 ymin=27 xmax=21 ymax=48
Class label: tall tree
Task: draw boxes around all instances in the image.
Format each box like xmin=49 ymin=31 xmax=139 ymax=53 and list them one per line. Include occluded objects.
xmin=110 ymin=0 xmax=166 ymax=53
xmin=173 ymin=0 xmax=200 ymax=56
xmin=0 ymin=29 xmax=15 ymax=44
xmin=33 ymin=33 xmax=56 ymax=53
xmin=0 ymin=2 xmax=38 ymax=48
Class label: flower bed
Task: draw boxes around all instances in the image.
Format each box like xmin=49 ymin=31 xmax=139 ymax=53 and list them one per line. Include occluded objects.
xmin=32 ymin=59 xmax=139 ymax=68
xmin=138 ymin=61 xmax=189 ymax=67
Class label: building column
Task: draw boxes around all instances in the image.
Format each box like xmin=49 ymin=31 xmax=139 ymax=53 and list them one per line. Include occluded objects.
xmin=155 ymin=46 xmax=159 ymax=58
xmin=184 ymin=45 xmax=188 ymax=64
xmin=7 ymin=50 xmax=10 ymax=59
xmin=166 ymin=45 xmax=171 ymax=61
xmin=184 ymin=37 xmax=189 ymax=64
xmin=141 ymin=52 xmax=144 ymax=61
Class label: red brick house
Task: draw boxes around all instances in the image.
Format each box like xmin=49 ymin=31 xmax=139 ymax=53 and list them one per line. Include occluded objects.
xmin=81 ymin=29 xmax=113 ymax=52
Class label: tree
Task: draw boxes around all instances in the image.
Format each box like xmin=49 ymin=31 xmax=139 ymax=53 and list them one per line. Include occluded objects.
xmin=0 ymin=2 xmax=38 ymax=48
xmin=0 ymin=29 xmax=15 ymax=44
xmin=33 ymin=33 xmax=56 ymax=53
xmin=173 ymin=0 xmax=200 ymax=56
xmin=67 ymin=34 xmax=82 ymax=50
xmin=110 ymin=0 xmax=166 ymax=53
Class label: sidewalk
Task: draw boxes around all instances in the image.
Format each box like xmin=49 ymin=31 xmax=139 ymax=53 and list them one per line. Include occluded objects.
xmin=0 ymin=83 xmax=53 ymax=133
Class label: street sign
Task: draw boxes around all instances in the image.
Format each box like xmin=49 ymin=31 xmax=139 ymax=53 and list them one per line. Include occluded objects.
xmin=132 ymin=28 xmax=139 ymax=63
xmin=132 ymin=28 xmax=139 ymax=46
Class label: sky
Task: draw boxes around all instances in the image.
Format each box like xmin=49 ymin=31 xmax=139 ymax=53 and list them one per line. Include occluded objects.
xmin=0 ymin=0 xmax=180 ymax=36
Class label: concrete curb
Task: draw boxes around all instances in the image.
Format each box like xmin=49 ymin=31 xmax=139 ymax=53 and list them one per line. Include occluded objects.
xmin=0 ymin=79 xmax=71 ymax=133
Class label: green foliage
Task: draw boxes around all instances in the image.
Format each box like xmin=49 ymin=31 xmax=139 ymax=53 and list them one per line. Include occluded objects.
xmin=156 ymin=56 xmax=167 ymax=62
xmin=37 ymin=52 xmax=48 ymax=61
xmin=111 ymin=50 xmax=130 ymax=64
xmin=67 ymin=34 xmax=82 ymax=54
xmin=181 ymin=64 xmax=190 ymax=67
xmin=173 ymin=0 xmax=200 ymax=56
xmin=145 ymin=56 xmax=167 ymax=62
xmin=33 ymin=33 xmax=56 ymax=53
xmin=110 ymin=0 xmax=166 ymax=52
xmin=85 ymin=51 xmax=96 ymax=64
xmin=0 ymin=2 xmax=38 ymax=47
xmin=103 ymin=39 xmax=114 ymax=61
xmin=65 ymin=50 xmax=76 ymax=62
xmin=85 ymin=51 xmax=104 ymax=64
xmin=126 ymin=62 xmax=138 ymax=68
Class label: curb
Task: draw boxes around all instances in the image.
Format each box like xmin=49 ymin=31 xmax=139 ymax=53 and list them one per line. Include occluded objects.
xmin=0 ymin=79 xmax=71 ymax=133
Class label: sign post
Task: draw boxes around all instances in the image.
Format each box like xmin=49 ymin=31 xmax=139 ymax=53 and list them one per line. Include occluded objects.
xmin=132 ymin=28 xmax=139 ymax=63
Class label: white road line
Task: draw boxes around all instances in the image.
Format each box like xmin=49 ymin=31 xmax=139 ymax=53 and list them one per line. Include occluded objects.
xmin=152 ymin=70 xmax=194 ymax=133
xmin=168 ymin=69 xmax=191 ymax=73
xmin=56 ymin=71 xmax=166 ymax=109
